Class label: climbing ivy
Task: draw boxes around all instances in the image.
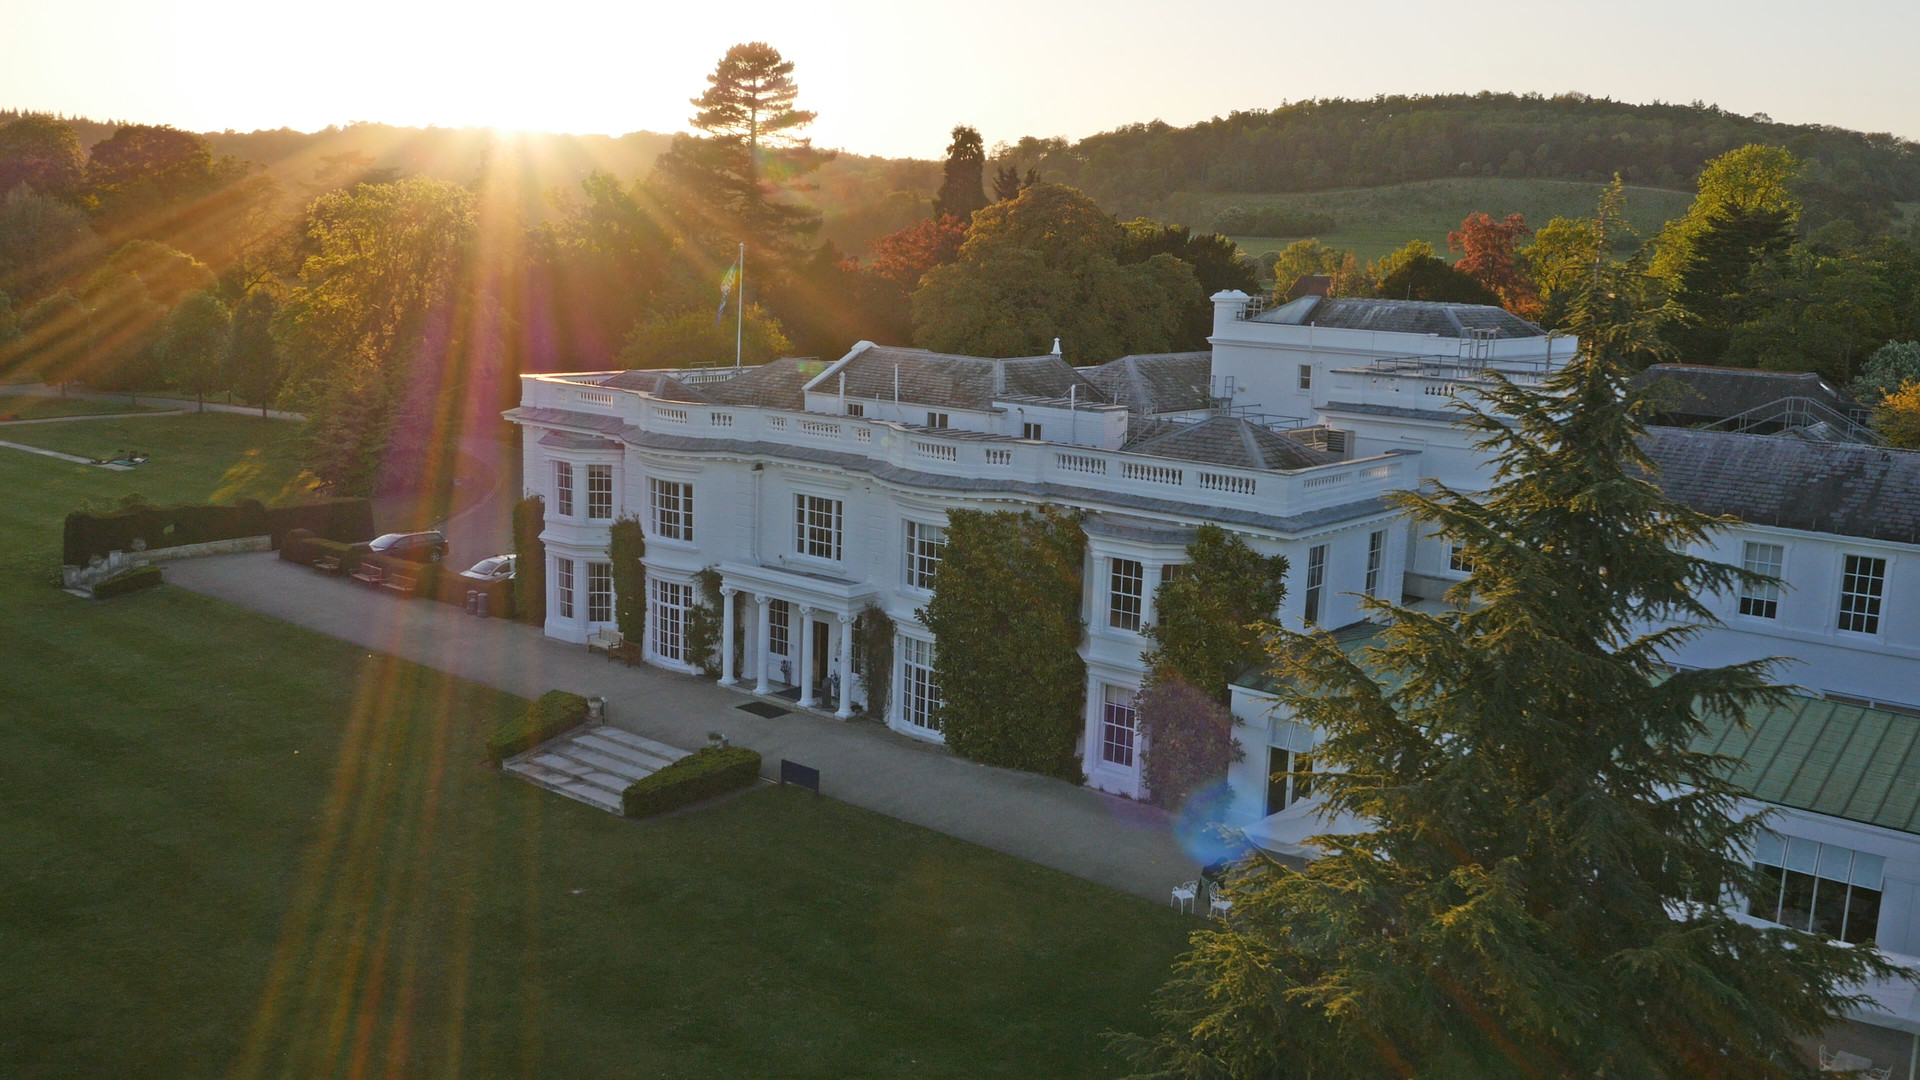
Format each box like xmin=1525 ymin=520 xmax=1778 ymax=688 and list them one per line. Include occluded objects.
xmin=1141 ymin=524 xmax=1288 ymax=702
xmin=685 ymin=566 xmax=724 ymax=677
xmin=853 ymin=603 xmax=895 ymax=719
xmin=510 ymin=495 xmax=545 ymax=624
xmin=608 ymin=516 xmax=646 ymax=642
xmin=919 ymin=506 xmax=1087 ymax=780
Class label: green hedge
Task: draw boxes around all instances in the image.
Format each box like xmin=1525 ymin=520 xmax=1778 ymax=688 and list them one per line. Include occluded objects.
xmin=265 ymin=499 xmax=374 ymax=548
xmin=512 ymin=495 xmax=545 ymax=624
xmin=486 ymin=690 xmax=589 ymax=763
xmin=279 ymin=528 xmax=316 ymax=563
xmin=622 ymin=746 xmax=763 ymax=818
xmin=93 ymin=564 xmax=162 ymax=599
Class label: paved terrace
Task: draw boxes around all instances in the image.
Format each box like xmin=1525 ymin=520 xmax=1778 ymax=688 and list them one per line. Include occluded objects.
xmin=166 ymin=552 xmax=1197 ymax=901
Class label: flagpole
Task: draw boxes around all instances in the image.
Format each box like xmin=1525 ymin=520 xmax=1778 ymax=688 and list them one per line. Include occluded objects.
xmin=735 ymin=241 xmax=745 ymax=368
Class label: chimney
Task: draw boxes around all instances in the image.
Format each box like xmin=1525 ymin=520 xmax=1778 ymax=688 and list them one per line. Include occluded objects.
xmin=1050 ymin=337 xmax=1062 ymax=357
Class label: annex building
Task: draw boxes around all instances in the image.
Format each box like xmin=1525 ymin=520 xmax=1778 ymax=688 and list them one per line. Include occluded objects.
xmin=508 ymin=290 xmax=1920 ymax=1060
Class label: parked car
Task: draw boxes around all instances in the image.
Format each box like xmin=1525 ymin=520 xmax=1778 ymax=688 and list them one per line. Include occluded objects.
xmin=460 ymin=554 xmax=516 ymax=582
xmin=369 ymin=530 xmax=448 ymax=564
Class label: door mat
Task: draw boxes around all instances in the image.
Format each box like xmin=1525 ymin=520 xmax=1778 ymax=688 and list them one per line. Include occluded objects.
xmin=737 ymin=701 xmax=790 ymax=719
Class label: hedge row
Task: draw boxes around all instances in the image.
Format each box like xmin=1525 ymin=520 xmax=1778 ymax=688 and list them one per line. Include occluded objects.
xmin=487 ymin=690 xmax=590 ymax=763
xmin=63 ymin=497 xmax=372 ymax=566
xmin=279 ymin=530 xmax=514 ymax=615
xmin=93 ymin=564 xmax=163 ymax=599
xmin=621 ymin=746 xmax=763 ymax=818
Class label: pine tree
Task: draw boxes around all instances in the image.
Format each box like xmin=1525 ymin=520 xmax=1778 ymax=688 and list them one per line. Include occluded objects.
xmin=654 ymin=42 xmax=832 ymax=260
xmin=933 ymin=125 xmax=988 ymax=223
xmin=1124 ymin=206 xmax=1902 ymax=1079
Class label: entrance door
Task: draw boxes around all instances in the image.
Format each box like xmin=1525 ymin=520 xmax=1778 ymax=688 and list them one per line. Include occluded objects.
xmin=812 ymin=620 xmax=831 ymax=695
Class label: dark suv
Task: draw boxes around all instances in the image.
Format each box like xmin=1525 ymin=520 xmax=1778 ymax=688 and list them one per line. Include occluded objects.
xmin=369 ymin=530 xmax=449 ymax=564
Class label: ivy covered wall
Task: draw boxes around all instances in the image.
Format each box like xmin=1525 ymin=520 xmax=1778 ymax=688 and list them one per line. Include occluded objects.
xmin=608 ymin=516 xmax=646 ymax=642
xmin=919 ymin=506 xmax=1087 ymax=780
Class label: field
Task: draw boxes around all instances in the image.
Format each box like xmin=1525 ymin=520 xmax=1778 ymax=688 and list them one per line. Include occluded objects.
xmin=0 ymin=415 xmax=1192 ymax=1077
xmin=1159 ymin=177 xmax=1696 ymax=266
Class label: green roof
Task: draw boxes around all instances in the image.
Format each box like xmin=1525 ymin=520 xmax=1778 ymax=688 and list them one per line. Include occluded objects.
xmin=1695 ymin=696 xmax=1920 ymax=836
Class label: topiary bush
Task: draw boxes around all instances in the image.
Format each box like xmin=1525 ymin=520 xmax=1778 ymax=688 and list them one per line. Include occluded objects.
xmin=279 ymin=528 xmax=316 ymax=563
xmin=621 ymin=746 xmax=763 ymax=818
xmin=93 ymin=564 xmax=162 ymax=599
xmin=609 ymin=515 xmax=646 ymax=642
xmin=486 ymin=690 xmax=589 ymax=762
xmin=511 ymin=495 xmax=545 ymax=625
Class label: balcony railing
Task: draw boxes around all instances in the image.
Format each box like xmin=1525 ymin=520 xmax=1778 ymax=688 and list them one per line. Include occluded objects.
xmin=520 ymin=374 xmax=1413 ymax=518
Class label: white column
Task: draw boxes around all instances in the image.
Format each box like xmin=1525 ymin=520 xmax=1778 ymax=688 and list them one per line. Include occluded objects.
xmin=753 ymin=593 xmax=772 ymax=695
xmin=1141 ymin=562 xmax=1158 ymax=629
xmin=719 ymin=587 xmax=737 ymax=685
xmin=798 ymin=607 xmax=817 ymax=708
xmin=836 ymin=613 xmax=855 ymax=718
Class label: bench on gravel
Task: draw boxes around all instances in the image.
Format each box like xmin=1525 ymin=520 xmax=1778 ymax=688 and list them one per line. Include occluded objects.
xmin=379 ymin=569 xmax=417 ymax=596
xmin=349 ymin=563 xmax=384 ymax=587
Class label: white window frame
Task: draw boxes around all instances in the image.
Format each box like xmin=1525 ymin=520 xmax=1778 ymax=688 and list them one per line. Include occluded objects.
xmin=1365 ymin=530 xmax=1385 ymax=598
xmin=1100 ymin=684 xmax=1137 ymax=768
xmin=1266 ymin=745 xmax=1316 ymax=816
xmin=846 ymin=401 xmax=864 ymax=417
xmin=1022 ymin=421 xmax=1043 ymax=441
xmin=899 ymin=635 xmax=941 ymax=732
xmin=1837 ymin=554 xmax=1887 ymax=635
xmin=648 ymin=477 xmax=694 ymax=542
xmin=768 ymin=599 xmax=791 ymax=657
xmin=1738 ymin=541 xmax=1783 ymax=620
xmin=926 ymin=411 xmax=950 ymax=429
xmin=1297 ymin=364 xmax=1313 ymax=391
xmin=904 ymin=520 xmax=947 ymax=591
xmin=553 ymin=460 xmax=574 ymax=518
xmin=585 ymin=463 xmax=613 ymax=520
xmin=586 ymin=561 xmax=613 ymax=624
xmin=1448 ymin=539 xmax=1472 ymax=574
xmin=1109 ymin=557 xmax=1145 ymax=632
xmin=1746 ymin=831 xmax=1884 ymax=946
xmin=1303 ymin=544 xmax=1327 ymax=626
xmin=650 ymin=578 xmax=690 ymax=663
xmin=554 ymin=556 xmax=574 ymax=619
xmin=794 ymin=493 xmax=844 ymax=561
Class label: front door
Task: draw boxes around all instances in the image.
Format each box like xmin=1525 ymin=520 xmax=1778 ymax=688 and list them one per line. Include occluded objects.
xmin=812 ymin=620 xmax=831 ymax=694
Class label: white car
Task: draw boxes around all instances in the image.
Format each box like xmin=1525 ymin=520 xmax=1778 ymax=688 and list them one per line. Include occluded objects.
xmin=459 ymin=555 xmax=516 ymax=582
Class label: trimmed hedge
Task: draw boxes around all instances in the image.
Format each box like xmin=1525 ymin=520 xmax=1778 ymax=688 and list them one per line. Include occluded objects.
xmin=265 ymin=498 xmax=374 ymax=548
xmin=621 ymin=746 xmax=763 ymax=818
xmin=486 ymin=690 xmax=590 ymax=763
xmin=93 ymin=564 xmax=162 ymax=599
xmin=61 ymin=496 xmax=373 ymax=565
xmin=279 ymin=528 xmax=316 ymax=563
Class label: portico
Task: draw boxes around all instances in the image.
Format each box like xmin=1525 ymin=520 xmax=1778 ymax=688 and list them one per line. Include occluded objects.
xmin=715 ymin=561 xmax=875 ymax=718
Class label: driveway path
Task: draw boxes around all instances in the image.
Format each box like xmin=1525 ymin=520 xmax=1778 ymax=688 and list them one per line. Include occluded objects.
xmin=0 ymin=382 xmax=305 ymax=421
xmin=166 ymin=552 xmax=1199 ymax=901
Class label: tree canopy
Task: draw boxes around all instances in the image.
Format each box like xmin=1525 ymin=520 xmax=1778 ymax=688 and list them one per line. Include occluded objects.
xmin=933 ymin=125 xmax=988 ymax=223
xmin=0 ymin=114 xmax=86 ymax=198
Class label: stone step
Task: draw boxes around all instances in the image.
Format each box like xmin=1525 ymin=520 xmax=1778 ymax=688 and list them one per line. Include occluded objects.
xmin=572 ymin=733 xmax=676 ymax=773
xmin=561 ymin=748 xmax=651 ymax=784
xmin=591 ymin=726 xmax=692 ymax=763
xmin=558 ymin=780 xmax=623 ymax=813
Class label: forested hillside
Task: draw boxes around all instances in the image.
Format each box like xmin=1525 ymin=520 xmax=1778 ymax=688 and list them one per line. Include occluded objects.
xmin=990 ymin=93 xmax=1920 ymax=232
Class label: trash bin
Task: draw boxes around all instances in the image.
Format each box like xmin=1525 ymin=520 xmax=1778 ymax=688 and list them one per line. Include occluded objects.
xmin=466 ymin=590 xmax=479 ymax=615
xmin=475 ymin=591 xmax=490 ymax=619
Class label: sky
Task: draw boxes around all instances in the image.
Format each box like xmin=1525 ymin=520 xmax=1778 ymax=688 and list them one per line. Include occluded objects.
xmin=3 ymin=0 xmax=1916 ymax=158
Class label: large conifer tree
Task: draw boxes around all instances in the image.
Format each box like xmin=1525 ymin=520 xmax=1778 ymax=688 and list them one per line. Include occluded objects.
xmin=1125 ymin=203 xmax=1901 ymax=1079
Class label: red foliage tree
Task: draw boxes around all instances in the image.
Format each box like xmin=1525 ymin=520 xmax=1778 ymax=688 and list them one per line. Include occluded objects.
xmin=868 ymin=214 xmax=968 ymax=291
xmin=1448 ymin=212 xmax=1540 ymax=317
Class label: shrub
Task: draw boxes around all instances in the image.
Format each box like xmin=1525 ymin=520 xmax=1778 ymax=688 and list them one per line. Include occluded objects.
xmin=621 ymin=746 xmax=763 ymax=818
xmin=264 ymin=498 xmax=374 ymax=547
xmin=62 ymin=499 xmax=269 ymax=566
xmin=303 ymin=538 xmax=371 ymax=575
xmin=511 ymin=495 xmax=545 ymax=625
xmin=279 ymin=527 xmax=316 ymax=563
xmin=93 ymin=564 xmax=162 ymax=599
xmin=609 ymin=516 xmax=646 ymax=642
xmin=486 ymin=690 xmax=589 ymax=762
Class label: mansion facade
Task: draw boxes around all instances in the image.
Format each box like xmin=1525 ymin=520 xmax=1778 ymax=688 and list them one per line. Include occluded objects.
xmin=507 ymin=290 xmax=1920 ymax=1042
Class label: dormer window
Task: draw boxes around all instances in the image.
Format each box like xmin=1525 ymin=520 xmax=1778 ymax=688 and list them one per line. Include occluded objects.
xmin=926 ymin=412 xmax=950 ymax=429
xmin=846 ymin=401 xmax=864 ymax=417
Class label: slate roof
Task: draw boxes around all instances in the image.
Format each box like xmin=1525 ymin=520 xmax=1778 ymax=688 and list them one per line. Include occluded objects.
xmin=1641 ymin=427 xmax=1920 ymax=544
xmin=1694 ymin=695 xmax=1920 ymax=836
xmin=1632 ymin=364 xmax=1859 ymax=422
xmin=597 ymin=370 xmax=714 ymax=402
xmin=1255 ymin=296 xmax=1545 ymax=339
xmin=823 ymin=345 xmax=1107 ymax=412
xmin=1284 ymin=275 xmax=1334 ymax=301
xmin=1082 ymin=353 xmax=1214 ymax=415
xmin=537 ymin=431 xmax=622 ymax=451
xmin=1122 ymin=415 xmax=1338 ymax=471
xmin=702 ymin=358 xmax=824 ymax=411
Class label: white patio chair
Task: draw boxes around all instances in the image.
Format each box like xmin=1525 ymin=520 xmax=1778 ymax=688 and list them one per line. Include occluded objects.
xmin=1170 ymin=880 xmax=1197 ymax=914
xmin=1208 ymin=880 xmax=1233 ymax=918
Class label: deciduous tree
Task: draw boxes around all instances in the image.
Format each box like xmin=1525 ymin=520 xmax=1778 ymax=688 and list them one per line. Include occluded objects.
xmin=868 ymin=214 xmax=968 ymax=290
xmin=156 ymin=290 xmax=230 ymax=409
xmin=223 ymin=289 xmax=282 ymax=414
xmin=0 ymin=114 xmax=85 ymax=198
xmin=1448 ymin=211 xmax=1539 ymax=315
xmin=1371 ymin=238 xmax=1502 ymax=305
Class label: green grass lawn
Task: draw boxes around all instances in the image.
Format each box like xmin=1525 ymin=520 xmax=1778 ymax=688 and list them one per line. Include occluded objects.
xmin=1171 ymin=177 xmax=1696 ymax=267
xmin=0 ymin=416 xmax=1192 ymax=1077
xmin=0 ymin=396 xmax=164 ymax=422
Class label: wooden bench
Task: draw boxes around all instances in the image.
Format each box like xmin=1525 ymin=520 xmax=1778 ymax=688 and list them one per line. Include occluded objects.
xmin=607 ymin=639 xmax=645 ymax=667
xmin=312 ymin=554 xmax=341 ymax=573
xmin=586 ymin=627 xmax=623 ymax=655
xmin=379 ymin=570 xmax=417 ymax=596
xmin=349 ymin=564 xmax=384 ymax=587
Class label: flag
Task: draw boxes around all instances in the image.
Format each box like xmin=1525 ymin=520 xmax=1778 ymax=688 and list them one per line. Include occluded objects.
xmin=715 ymin=261 xmax=739 ymax=325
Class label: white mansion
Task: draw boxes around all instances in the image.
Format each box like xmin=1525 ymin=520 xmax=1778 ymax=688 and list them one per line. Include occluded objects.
xmin=507 ymin=291 xmax=1920 ymax=1045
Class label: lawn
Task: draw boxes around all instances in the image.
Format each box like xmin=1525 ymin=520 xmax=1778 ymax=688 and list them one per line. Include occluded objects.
xmin=1158 ymin=177 xmax=1697 ymax=267
xmin=0 ymin=415 xmax=1192 ymax=1077
xmin=0 ymin=396 xmax=163 ymax=422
